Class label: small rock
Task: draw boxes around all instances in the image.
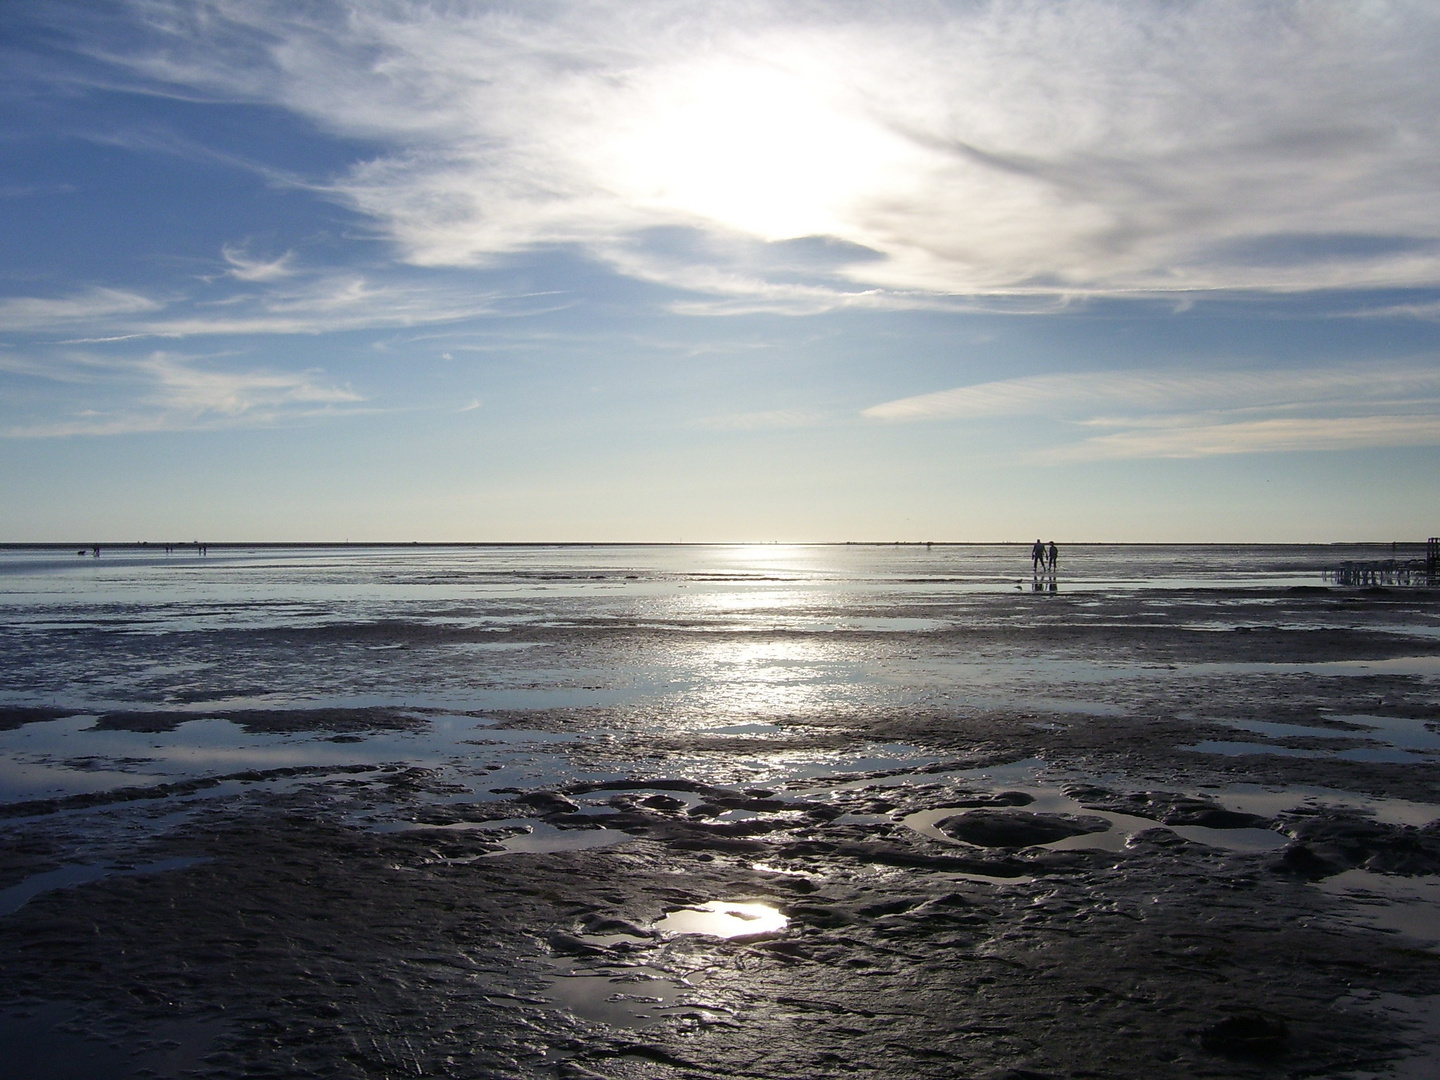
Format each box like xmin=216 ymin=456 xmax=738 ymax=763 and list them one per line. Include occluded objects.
xmin=517 ymin=791 xmax=580 ymax=815
xmin=1199 ymin=1013 xmax=1288 ymax=1058
xmin=937 ymin=810 xmax=1110 ymax=849
xmin=1164 ymin=806 xmax=1270 ymax=829
xmin=1274 ymin=843 xmax=1340 ymax=879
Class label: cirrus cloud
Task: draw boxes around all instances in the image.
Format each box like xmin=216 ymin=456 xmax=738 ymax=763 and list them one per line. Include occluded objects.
xmin=864 ymin=364 xmax=1440 ymax=459
xmin=0 ymin=350 xmax=364 ymax=437
xmin=0 ymin=288 xmax=162 ymax=331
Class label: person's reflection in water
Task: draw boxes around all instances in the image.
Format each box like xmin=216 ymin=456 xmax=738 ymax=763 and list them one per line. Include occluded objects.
xmin=1043 ymin=541 xmax=1059 ymax=592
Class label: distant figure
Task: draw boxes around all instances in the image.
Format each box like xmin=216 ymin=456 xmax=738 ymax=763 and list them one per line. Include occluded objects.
xmin=1047 ymin=541 xmax=1058 ymax=573
xmin=1031 ymin=539 xmax=1045 ymax=573
xmin=92 ymin=545 xmax=100 ymax=558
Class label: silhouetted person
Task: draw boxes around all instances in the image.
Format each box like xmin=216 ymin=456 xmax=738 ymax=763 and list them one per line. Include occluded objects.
xmin=1031 ymin=539 xmax=1045 ymax=573
xmin=1047 ymin=541 xmax=1058 ymax=573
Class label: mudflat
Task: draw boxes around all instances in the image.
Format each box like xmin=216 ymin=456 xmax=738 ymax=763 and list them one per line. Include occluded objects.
xmin=1 ymin=545 xmax=1438 ymax=1078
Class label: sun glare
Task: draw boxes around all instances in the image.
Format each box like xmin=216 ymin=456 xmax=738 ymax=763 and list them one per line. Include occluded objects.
xmin=726 ymin=542 xmax=808 ymax=566
xmin=603 ymin=60 xmax=913 ymax=241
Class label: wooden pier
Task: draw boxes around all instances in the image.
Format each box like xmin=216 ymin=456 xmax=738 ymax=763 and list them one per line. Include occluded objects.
xmin=1324 ymin=537 xmax=1439 ymax=587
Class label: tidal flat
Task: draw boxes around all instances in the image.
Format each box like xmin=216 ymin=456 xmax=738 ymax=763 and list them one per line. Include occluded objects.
xmin=1 ymin=544 xmax=1438 ymax=1078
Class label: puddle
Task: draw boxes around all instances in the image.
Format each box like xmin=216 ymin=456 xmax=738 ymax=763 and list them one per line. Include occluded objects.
xmin=906 ymin=797 xmax=1141 ymax=855
xmin=1211 ymin=784 xmax=1440 ymax=828
xmin=0 ymin=857 xmax=205 ymax=917
xmin=904 ymin=785 xmax=1291 ymax=856
xmin=1330 ymin=714 xmax=1440 ymax=752
xmin=0 ymin=715 xmax=437 ymax=802
xmin=1217 ymin=714 xmax=1440 ymax=756
xmin=1316 ymin=871 xmax=1440 ymax=950
xmin=1307 ymin=656 xmax=1440 ymax=677
xmin=0 ymin=755 xmax=165 ymax=804
xmin=487 ymin=821 xmax=634 ymax=855
xmin=460 ymin=727 xmax=578 ymax=745
xmin=1336 ymin=992 xmax=1440 ymax=1080
xmin=378 ymin=816 xmax=634 ymax=856
xmin=544 ymin=966 xmax=696 ymax=1028
xmin=1167 ymin=824 xmax=1291 ymax=852
xmin=653 ymin=900 xmax=788 ymax=939
xmin=1186 ymin=740 xmax=1427 ymax=764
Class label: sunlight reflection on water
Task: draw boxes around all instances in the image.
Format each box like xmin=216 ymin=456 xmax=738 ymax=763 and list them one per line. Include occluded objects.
xmin=653 ymin=900 xmax=788 ymax=939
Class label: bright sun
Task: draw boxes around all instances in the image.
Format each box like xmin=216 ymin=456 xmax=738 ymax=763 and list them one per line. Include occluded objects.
xmin=602 ymin=60 xmax=915 ymax=241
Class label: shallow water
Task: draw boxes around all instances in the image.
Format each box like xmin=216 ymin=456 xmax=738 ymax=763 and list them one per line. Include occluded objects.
xmin=902 ymin=785 xmax=1293 ymax=858
xmin=1316 ymin=871 xmax=1440 ymax=950
xmin=0 ymin=857 xmax=204 ymax=917
xmin=1187 ymin=739 xmax=1433 ymax=764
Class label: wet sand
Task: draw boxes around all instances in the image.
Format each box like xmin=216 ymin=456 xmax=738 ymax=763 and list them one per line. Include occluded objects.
xmin=1 ymin=547 xmax=1438 ymax=1078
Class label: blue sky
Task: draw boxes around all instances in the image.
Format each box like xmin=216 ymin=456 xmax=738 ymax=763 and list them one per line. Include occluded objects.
xmin=3 ymin=0 xmax=1439 ymax=542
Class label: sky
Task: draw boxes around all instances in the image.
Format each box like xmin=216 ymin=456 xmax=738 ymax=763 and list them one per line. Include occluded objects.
xmin=2 ymin=0 xmax=1439 ymax=542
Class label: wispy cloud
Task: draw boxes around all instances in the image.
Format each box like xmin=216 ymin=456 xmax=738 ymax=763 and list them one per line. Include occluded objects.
xmin=1340 ymin=299 xmax=1440 ymax=322
xmin=864 ymin=368 xmax=1440 ymax=423
xmin=864 ymin=365 xmax=1440 ymax=459
xmin=0 ymin=182 xmax=77 ymax=199
xmin=1 ymin=350 xmax=363 ymax=437
xmin=0 ymin=288 xmax=162 ymax=331
xmin=1059 ymin=415 xmax=1440 ymax=460
xmin=57 ymin=0 xmax=1440 ymax=304
xmin=222 ymin=244 xmax=296 ymax=282
xmin=140 ymin=352 xmax=357 ymax=416
xmin=2 ymin=271 xmax=546 ymax=338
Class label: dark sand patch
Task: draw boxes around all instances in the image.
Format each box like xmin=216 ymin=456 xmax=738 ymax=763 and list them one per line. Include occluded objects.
xmin=0 ymin=706 xmax=78 ymax=731
xmin=935 ymin=809 xmax=1112 ymax=848
xmin=94 ymin=706 xmax=430 ymax=734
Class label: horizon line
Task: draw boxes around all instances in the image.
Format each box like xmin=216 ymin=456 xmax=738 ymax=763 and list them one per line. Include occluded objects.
xmin=1 ymin=540 xmax=1430 ymax=551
